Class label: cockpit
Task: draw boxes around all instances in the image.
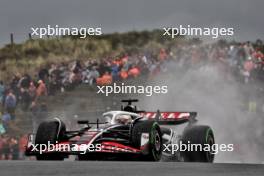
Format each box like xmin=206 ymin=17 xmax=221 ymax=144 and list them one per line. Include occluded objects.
xmin=102 ymin=111 xmax=140 ymax=125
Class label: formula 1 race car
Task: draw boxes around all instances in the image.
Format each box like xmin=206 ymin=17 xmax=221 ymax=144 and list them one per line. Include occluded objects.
xmin=25 ymin=99 xmax=215 ymax=162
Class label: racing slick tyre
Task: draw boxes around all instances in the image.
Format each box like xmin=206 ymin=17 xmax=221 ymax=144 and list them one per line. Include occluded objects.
xmin=132 ymin=121 xmax=162 ymax=161
xmin=35 ymin=118 xmax=66 ymax=160
xmin=181 ymin=125 xmax=215 ymax=162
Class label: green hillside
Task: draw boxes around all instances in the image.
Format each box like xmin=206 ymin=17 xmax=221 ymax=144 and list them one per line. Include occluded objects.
xmin=0 ymin=30 xmax=183 ymax=81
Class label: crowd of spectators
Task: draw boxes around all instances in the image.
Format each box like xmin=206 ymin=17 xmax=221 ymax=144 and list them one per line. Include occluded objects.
xmin=0 ymin=40 xmax=263 ymax=159
xmin=0 ymin=134 xmax=27 ymax=160
xmin=172 ymin=41 xmax=264 ymax=112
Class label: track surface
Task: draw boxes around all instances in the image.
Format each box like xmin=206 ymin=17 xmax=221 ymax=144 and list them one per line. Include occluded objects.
xmin=0 ymin=161 xmax=263 ymax=176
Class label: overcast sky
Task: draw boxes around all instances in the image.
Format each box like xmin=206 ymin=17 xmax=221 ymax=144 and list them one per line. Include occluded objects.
xmin=1 ymin=0 xmax=263 ymax=46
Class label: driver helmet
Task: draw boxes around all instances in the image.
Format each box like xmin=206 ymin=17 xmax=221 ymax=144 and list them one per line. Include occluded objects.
xmin=115 ymin=114 xmax=132 ymax=125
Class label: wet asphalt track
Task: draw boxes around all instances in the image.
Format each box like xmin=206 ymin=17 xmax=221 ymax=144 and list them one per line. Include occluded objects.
xmin=0 ymin=161 xmax=263 ymax=176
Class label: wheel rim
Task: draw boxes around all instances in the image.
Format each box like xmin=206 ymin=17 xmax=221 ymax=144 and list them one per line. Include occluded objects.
xmin=206 ymin=136 xmax=215 ymax=162
xmin=154 ymin=131 xmax=161 ymax=151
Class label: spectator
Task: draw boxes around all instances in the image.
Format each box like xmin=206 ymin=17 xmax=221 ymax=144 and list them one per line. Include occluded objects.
xmin=18 ymin=134 xmax=27 ymax=160
xmin=159 ymin=48 xmax=168 ymax=61
xmin=69 ymin=68 xmax=82 ymax=84
xmin=1 ymin=135 xmax=10 ymax=160
xmin=20 ymin=88 xmax=32 ymax=112
xmin=89 ymin=66 xmax=100 ymax=85
xmin=4 ymin=90 xmax=17 ymax=119
xmin=0 ymin=117 xmax=6 ymax=135
xmin=28 ymin=82 xmax=37 ymax=100
xmin=2 ymin=112 xmax=11 ymax=132
xmin=9 ymin=137 xmax=19 ymax=160
xmin=18 ymin=74 xmax=31 ymax=89
xmin=96 ymin=72 xmax=112 ymax=85
xmin=0 ymin=135 xmax=4 ymax=159
xmin=9 ymin=76 xmax=20 ymax=101
xmin=128 ymin=66 xmax=140 ymax=78
xmin=36 ymin=80 xmax=48 ymax=98
xmin=111 ymin=64 xmax=120 ymax=81
xmin=38 ymin=67 xmax=49 ymax=81
xmin=120 ymin=69 xmax=128 ymax=80
xmin=0 ymin=81 xmax=4 ymax=105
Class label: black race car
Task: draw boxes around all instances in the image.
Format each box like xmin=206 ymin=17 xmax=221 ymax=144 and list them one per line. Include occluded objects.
xmin=25 ymin=99 xmax=215 ymax=162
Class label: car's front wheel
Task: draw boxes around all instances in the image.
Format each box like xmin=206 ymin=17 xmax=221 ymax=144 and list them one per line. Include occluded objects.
xmin=35 ymin=118 xmax=66 ymax=160
xmin=132 ymin=121 xmax=162 ymax=161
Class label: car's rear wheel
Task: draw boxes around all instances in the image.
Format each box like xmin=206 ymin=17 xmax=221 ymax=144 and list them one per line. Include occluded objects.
xmin=132 ymin=121 xmax=162 ymax=161
xmin=35 ymin=119 xmax=66 ymax=160
xmin=181 ymin=125 xmax=215 ymax=162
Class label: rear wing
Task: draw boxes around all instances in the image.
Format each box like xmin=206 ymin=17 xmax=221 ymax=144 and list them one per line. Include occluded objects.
xmin=140 ymin=111 xmax=197 ymax=125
